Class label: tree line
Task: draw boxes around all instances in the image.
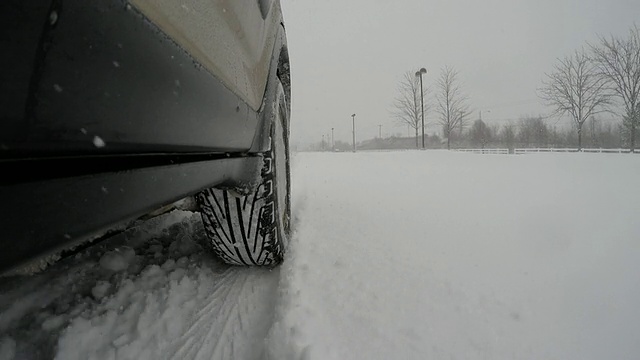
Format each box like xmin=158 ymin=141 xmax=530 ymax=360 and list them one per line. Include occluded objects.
xmin=391 ymin=24 xmax=640 ymax=151
xmin=304 ymin=114 xmax=623 ymax=151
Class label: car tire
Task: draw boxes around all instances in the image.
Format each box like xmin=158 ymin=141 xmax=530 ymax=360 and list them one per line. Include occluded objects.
xmin=195 ymin=82 xmax=290 ymax=266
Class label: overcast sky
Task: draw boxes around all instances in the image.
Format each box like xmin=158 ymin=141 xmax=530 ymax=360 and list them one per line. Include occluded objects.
xmin=280 ymin=0 xmax=640 ymax=146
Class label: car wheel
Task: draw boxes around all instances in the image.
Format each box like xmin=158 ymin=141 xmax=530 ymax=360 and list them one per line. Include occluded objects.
xmin=195 ymin=82 xmax=290 ymax=266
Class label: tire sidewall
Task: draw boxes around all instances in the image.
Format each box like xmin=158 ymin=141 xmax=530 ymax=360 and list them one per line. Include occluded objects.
xmin=271 ymin=81 xmax=291 ymax=254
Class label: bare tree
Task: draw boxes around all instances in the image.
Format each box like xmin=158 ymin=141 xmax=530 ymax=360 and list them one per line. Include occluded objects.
xmin=391 ymin=71 xmax=428 ymax=148
xmin=518 ymin=116 xmax=549 ymax=148
xmin=500 ymin=122 xmax=516 ymax=150
xmin=539 ymin=49 xmax=611 ymax=151
xmin=591 ymin=25 xmax=640 ymax=152
xmin=469 ymin=119 xmax=492 ymax=149
xmin=435 ymin=66 xmax=471 ymax=149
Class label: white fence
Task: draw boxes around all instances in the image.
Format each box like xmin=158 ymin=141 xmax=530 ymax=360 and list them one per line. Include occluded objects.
xmin=581 ymin=148 xmax=635 ymax=153
xmin=454 ymin=148 xmax=509 ymax=154
xmin=515 ymin=148 xmax=635 ymax=154
xmin=454 ymin=148 xmax=636 ymax=155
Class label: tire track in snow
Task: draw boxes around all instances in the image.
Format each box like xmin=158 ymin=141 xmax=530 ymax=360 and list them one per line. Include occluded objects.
xmin=0 ymin=212 xmax=282 ymax=360
xmin=203 ymin=271 xmax=256 ymax=360
xmin=169 ymin=269 xmax=246 ymax=359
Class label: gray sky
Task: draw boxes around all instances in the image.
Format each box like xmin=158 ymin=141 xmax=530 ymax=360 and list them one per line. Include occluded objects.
xmin=280 ymin=0 xmax=640 ymax=146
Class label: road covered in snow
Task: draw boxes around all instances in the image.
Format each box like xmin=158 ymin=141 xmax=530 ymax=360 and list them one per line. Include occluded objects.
xmin=270 ymin=151 xmax=640 ymax=359
xmin=2 ymin=150 xmax=640 ymax=360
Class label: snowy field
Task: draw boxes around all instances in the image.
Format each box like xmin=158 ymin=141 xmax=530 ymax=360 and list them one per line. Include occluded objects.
xmin=272 ymin=151 xmax=640 ymax=359
xmin=1 ymin=150 xmax=640 ymax=359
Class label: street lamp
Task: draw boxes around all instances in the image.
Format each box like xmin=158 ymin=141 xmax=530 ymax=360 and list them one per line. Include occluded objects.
xmin=351 ymin=113 xmax=356 ymax=152
xmin=331 ymin=127 xmax=335 ymax=151
xmin=415 ymin=68 xmax=427 ymax=149
xmin=479 ymin=109 xmax=491 ymax=121
xmin=479 ymin=110 xmax=491 ymax=151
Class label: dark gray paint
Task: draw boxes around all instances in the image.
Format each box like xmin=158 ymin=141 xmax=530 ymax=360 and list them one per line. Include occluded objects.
xmin=0 ymin=156 xmax=261 ymax=274
xmin=1 ymin=0 xmax=259 ymax=157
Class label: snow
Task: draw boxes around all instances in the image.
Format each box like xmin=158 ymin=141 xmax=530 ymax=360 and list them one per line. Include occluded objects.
xmin=49 ymin=11 xmax=58 ymax=26
xmin=93 ymin=136 xmax=106 ymax=148
xmin=0 ymin=211 xmax=278 ymax=360
xmin=98 ymin=246 xmax=136 ymax=272
xmin=266 ymin=151 xmax=640 ymax=359
xmin=0 ymin=338 xmax=15 ymax=360
xmin=1 ymin=151 xmax=639 ymax=359
xmin=90 ymin=281 xmax=111 ymax=300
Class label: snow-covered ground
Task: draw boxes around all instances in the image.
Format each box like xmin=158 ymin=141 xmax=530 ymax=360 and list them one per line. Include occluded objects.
xmin=1 ymin=150 xmax=639 ymax=360
xmin=0 ymin=213 xmax=279 ymax=360
xmin=270 ymin=151 xmax=640 ymax=359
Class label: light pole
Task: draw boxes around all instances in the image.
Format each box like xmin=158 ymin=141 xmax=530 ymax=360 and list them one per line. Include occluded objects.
xmin=479 ymin=110 xmax=491 ymax=151
xmin=479 ymin=109 xmax=491 ymax=121
xmin=351 ymin=113 xmax=356 ymax=152
xmin=331 ymin=127 xmax=335 ymax=151
xmin=415 ymin=68 xmax=427 ymax=149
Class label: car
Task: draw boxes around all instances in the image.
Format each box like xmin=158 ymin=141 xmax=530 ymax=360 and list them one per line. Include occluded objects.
xmin=0 ymin=0 xmax=292 ymax=274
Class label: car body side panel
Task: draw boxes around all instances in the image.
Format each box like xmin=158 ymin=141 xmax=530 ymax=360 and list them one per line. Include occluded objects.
xmin=0 ymin=0 xmax=283 ymax=157
xmin=0 ymin=156 xmax=262 ymax=274
xmin=0 ymin=0 xmax=290 ymax=273
xmin=0 ymin=1 xmax=50 ymax=139
xmin=130 ymin=0 xmax=282 ymax=112
xmin=250 ymin=29 xmax=289 ymax=153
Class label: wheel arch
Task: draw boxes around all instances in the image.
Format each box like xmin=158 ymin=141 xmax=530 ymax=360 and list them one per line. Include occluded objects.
xmin=249 ymin=24 xmax=291 ymax=154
